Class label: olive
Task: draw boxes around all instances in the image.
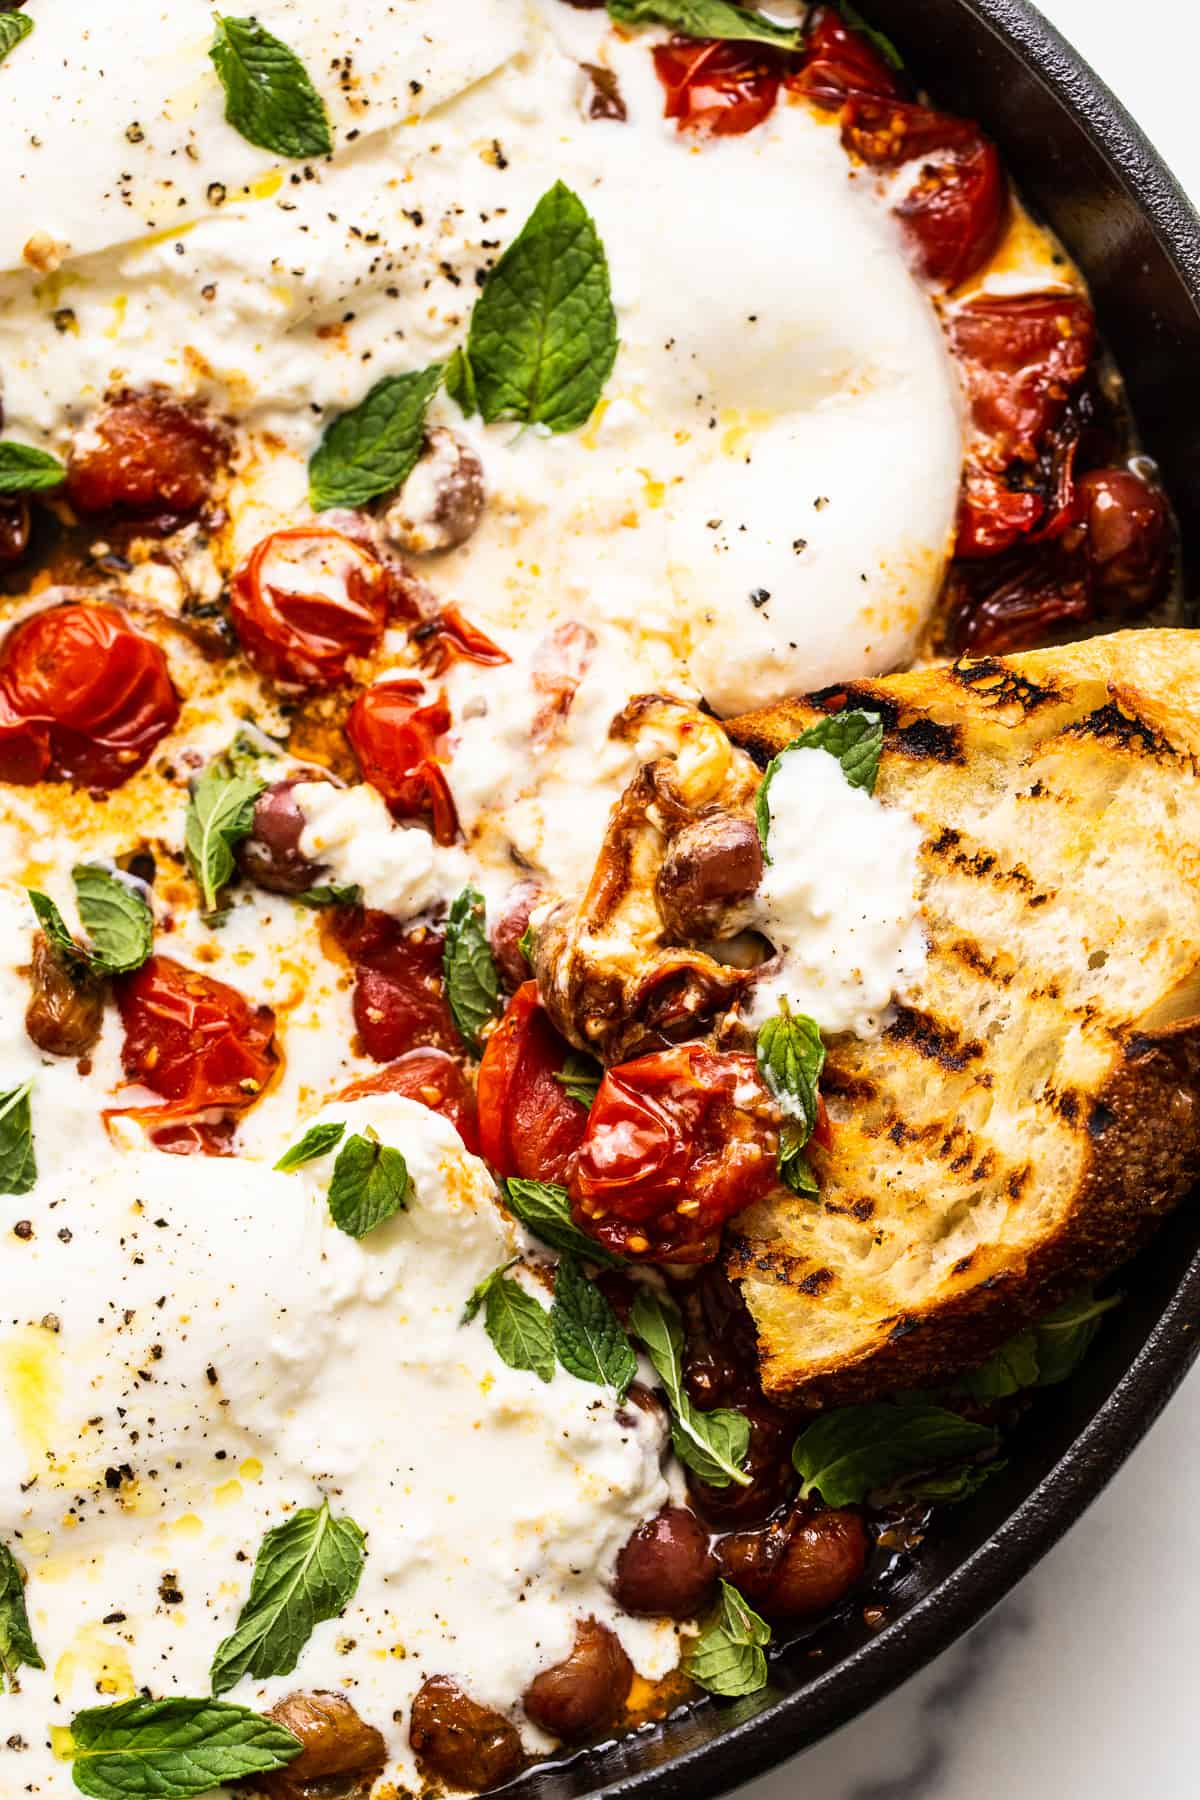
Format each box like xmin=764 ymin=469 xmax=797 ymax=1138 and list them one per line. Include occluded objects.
xmin=716 ymin=1506 xmax=868 ymax=1620
xmin=656 ymin=812 xmax=763 ymax=942
xmin=614 ymin=1506 xmax=717 ymax=1621
xmin=383 ymin=428 xmax=486 ymax=556
xmin=238 ymin=776 xmax=330 ymax=896
xmin=522 ymin=1618 xmax=633 ymax=1742
xmin=409 ymin=1676 xmax=524 ymax=1792
xmin=1076 ymin=466 xmax=1170 ymax=613
xmin=24 ymin=931 xmax=104 ymax=1059
xmin=258 ymin=1691 xmax=386 ymax=1800
xmin=687 ymin=1401 xmax=795 ymax=1528
xmin=0 ymin=496 xmax=31 ymax=569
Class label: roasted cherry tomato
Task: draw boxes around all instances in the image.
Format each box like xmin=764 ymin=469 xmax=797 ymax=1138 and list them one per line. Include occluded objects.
xmin=0 ymin=602 xmax=179 ymax=789
xmin=571 ymin=1044 xmax=777 ymax=1263
xmin=943 ymin=547 xmax=1093 ymax=655
xmin=110 ymin=955 xmax=279 ymax=1150
xmin=1076 ymin=466 xmax=1171 ymax=613
xmin=229 ymin=526 xmax=391 ymax=687
xmin=786 ymin=6 xmax=903 ymax=109
xmin=66 ymin=394 xmax=226 ymax=520
xmin=476 ymin=980 xmax=589 ymax=1185
xmin=341 ymin=1047 xmax=479 ymax=1154
xmin=345 ymin=678 xmax=459 ymax=845
xmin=842 ymin=100 xmax=1007 ymax=289
xmin=652 ymin=37 xmax=785 ymax=137
xmin=333 ymin=907 xmax=460 ymax=1063
xmin=409 ymin=605 xmax=509 ymax=678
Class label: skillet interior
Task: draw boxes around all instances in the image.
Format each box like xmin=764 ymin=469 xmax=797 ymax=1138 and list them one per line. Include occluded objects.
xmin=505 ymin=5 xmax=1200 ymax=1796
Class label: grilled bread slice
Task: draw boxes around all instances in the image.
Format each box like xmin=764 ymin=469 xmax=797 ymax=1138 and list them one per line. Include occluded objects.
xmin=725 ymin=630 xmax=1200 ymax=1407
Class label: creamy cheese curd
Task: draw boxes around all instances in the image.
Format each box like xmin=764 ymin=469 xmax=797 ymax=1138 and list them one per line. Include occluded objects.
xmin=746 ymin=746 xmax=928 ymax=1037
xmin=0 ymin=1090 xmax=678 ymax=1796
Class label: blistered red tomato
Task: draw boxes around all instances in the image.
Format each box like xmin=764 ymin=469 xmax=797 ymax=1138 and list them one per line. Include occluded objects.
xmin=66 ymin=394 xmax=226 ymax=519
xmin=341 ymin=1047 xmax=479 ymax=1154
xmin=110 ymin=955 xmax=279 ymax=1150
xmin=571 ymin=1045 xmax=777 ymax=1263
xmin=530 ymin=621 xmax=596 ymax=747
xmin=842 ymin=99 xmax=1007 ymax=288
xmin=229 ymin=526 xmax=391 ymax=687
xmin=476 ymin=980 xmax=590 ymax=1185
xmin=652 ymin=37 xmax=785 ymax=137
xmin=410 ymin=605 xmax=509 ymax=678
xmin=333 ymin=907 xmax=459 ymax=1063
xmin=786 ymin=7 xmax=902 ymax=109
xmin=0 ymin=602 xmax=179 ymax=789
xmin=346 ymin=679 xmax=459 ymax=846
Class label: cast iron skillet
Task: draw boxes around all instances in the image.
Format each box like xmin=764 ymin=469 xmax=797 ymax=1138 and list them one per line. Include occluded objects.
xmin=509 ymin=5 xmax=1200 ymax=1797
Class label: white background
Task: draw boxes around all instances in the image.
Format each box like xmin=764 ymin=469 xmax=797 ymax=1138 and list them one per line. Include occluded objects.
xmin=740 ymin=6 xmax=1200 ymax=1798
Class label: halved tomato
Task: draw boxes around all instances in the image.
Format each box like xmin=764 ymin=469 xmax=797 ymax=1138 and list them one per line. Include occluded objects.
xmin=476 ymin=980 xmax=589 ymax=1185
xmin=652 ymin=37 xmax=785 ymax=137
xmin=229 ymin=525 xmax=391 ymax=687
xmin=345 ymin=679 xmax=459 ymax=845
xmin=341 ymin=1047 xmax=479 ymax=1154
xmin=333 ymin=907 xmax=460 ymax=1063
xmin=0 ymin=602 xmax=179 ymax=789
xmin=67 ymin=394 xmax=226 ymax=520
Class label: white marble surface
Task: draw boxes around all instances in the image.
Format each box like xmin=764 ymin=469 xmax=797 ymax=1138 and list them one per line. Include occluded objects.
xmin=742 ymin=6 xmax=1200 ymax=1797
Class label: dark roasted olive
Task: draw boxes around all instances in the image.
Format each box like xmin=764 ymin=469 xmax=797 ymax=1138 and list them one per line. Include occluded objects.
xmin=490 ymin=880 xmax=542 ymax=992
xmin=678 ymin=1265 xmax=762 ymax=1409
xmin=522 ymin=1618 xmax=632 ymax=1742
xmin=0 ymin=496 xmax=31 ymax=569
xmin=259 ymin=1691 xmax=387 ymax=1800
xmin=656 ymin=812 xmax=763 ymax=942
xmin=716 ymin=1505 xmax=868 ymax=1620
xmin=24 ymin=931 xmax=104 ymax=1059
xmin=238 ymin=775 xmax=331 ymax=896
xmin=384 ymin=428 xmax=486 ymax=556
xmin=687 ymin=1402 xmax=796 ymax=1528
xmin=1076 ymin=466 xmax=1171 ymax=613
xmin=614 ymin=1506 xmax=717 ymax=1621
xmin=409 ymin=1676 xmax=524 ymax=1792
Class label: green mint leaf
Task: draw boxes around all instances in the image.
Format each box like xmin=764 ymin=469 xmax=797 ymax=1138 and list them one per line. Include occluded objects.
xmin=630 ymin=1290 xmax=752 ymax=1489
xmin=955 ymin=1330 xmax=1040 ymax=1402
xmin=0 ymin=11 xmax=34 ymax=65
xmin=209 ymin=1500 xmax=365 ymax=1697
xmin=959 ymin=1290 xmax=1121 ymax=1399
xmin=886 ymin=1458 xmax=1006 ymax=1506
xmin=309 ymin=366 xmax=444 ymax=511
xmin=294 ymin=884 xmax=362 ymax=910
xmin=209 ymin=15 xmax=332 ymax=160
xmin=326 ymin=1132 xmax=409 ymax=1239
xmin=501 ymin=1177 xmax=624 ymax=1267
xmin=445 ymin=346 xmax=479 ymax=416
xmin=461 ymin=1255 xmax=519 ymax=1325
xmin=0 ymin=1542 xmax=43 ymax=1694
xmin=838 ymin=1 xmax=904 ymax=69
xmin=482 ymin=1270 xmax=555 ymax=1383
xmin=554 ymin=1051 xmax=603 ymax=1111
xmin=185 ymin=752 xmax=267 ymax=915
xmin=443 ymin=886 xmax=502 ymax=1055
xmin=0 ymin=1081 xmax=36 ymax=1197
xmin=607 ymin=0 xmax=803 ymax=47
xmin=517 ymin=921 xmax=536 ymax=968
xmin=551 ymin=1254 xmax=637 ymax=1398
xmin=64 ymin=1697 xmax=301 ymax=1798
xmin=0 ymin=440 xmax=64 ymax=493
xmin=72 ymin=866 xmax=153 ymax=976
xmin=756 ymin=1008 xmax=824 ymax=1143
xmin=274 ymin=1120 xmax=346 ymax=1173
xmin=778 ymin=1130 xmax=819 ymax=1198
xmin=459 ymin=181 xmax=617 ymax=435
xmin=27 ymin=889 xmax=90 ymax=982
xmin=683 ymin=1580 xmax=771 ymax=1698
xmin=756 ymin=709 xmax=884 ymax=859
xmin=792 ymin=1402 xmax=997 ymax=1507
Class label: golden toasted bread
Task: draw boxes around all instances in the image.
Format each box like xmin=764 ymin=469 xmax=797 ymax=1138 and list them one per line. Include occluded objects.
xmin=725 ymin=630 xmax=1200 ymax=1406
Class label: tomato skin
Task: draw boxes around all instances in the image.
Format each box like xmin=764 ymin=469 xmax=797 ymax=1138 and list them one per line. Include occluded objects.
xmin=345 ymin=679 xmax=459 ymax=846
xmin=944 ymin=547 xmax=1093 ymax=656
xmin=571 ymin=1045 xmax=777 ymax=1264
xmin=409 ymin=605 xmax=509 ymax=678
xmin=229 ymin=526 xmax=391 ymax=687
xmin=786 ymin=7 xmax=902 ymax=109
xmin=842 ymin=99 xmax=1007 ymax=289
xmin=0 ymin=602 xmax=179 ymax=789
xmin=341 ymin=1047 xmax=479 ymax=1154
xmin=333 ymin=907 xmax=459 ymax=1063
xmin=652 ymin=38 xmax=784 ymax=137
xmin=66 ymin=395 xmax=226 ymax=520
xmin=949 ymin=292 xmax=1097 ymax=559
xmin=110 ymin=955 xmax=279 ymax=1149
xmin=476 ymin=981 xmax=589 ymax=1185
